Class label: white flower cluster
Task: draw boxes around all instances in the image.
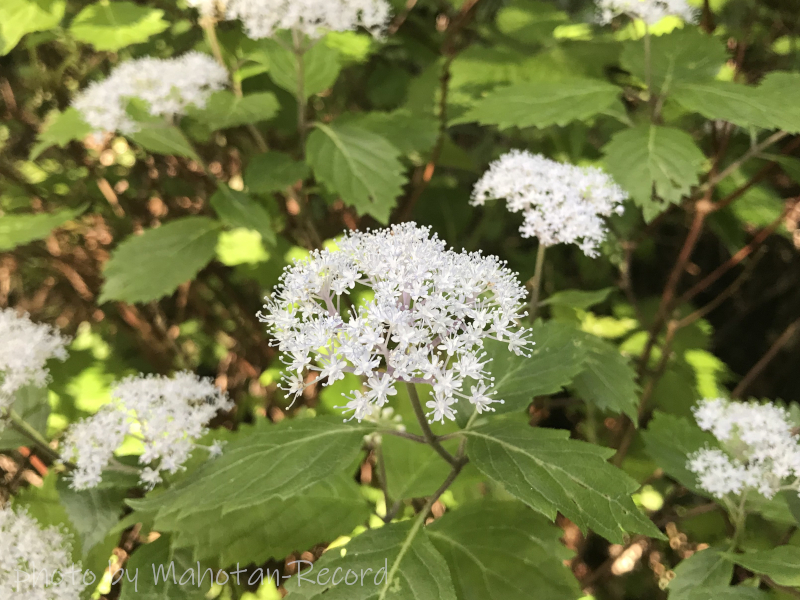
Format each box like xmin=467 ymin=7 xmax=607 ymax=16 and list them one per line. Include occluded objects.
xmin=596 ymin=0 xmax=698 ymax=25
xmin=687 ymin=398 xmax=800 ymax=499
xmin=225 ymin=0 xmax=391 ymax=40
xmin=186 ymin=0 xmax=225 ymax=17
xmin=471 ymin=150 xmax=627 ymax=257
xmin=0 ymin=309 xmax=68 ymax=413
xmin=0 ymin=505 xmax=85 ymax=600
xmin=258 ymin=223 xmax=532 ymax=424
xmin=72 ymin=52 xmax=227 ymax=135
xmin=62 ymin=372 xmax=232 ymax=490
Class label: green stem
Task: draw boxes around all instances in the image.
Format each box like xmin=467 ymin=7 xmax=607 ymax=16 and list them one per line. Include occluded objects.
xmin=527 ymin=244 xmax=546 ymax=321
xmin=292 ymin=29 xmax=307 ymax=148
xmin=727 ymin=492 xmax=749 ymax=550
xmin=5 ymin=409 xmax=61 ymax=463
xmin=405 ymin=382 xmax=458 ymax=467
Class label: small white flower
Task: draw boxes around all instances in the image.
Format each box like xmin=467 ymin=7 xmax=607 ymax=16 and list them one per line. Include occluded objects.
xmin=687 ymin=398 xmax=800 ymax=500
xmin=0 ymin=309 xmax=69 ymax=414
xmin=225 ymin=0 xmax=392 ymax=40
xmin=0 ymin=505 xmax=86 ymax=600
xmin=72 ymin=51 xmax=228 ymax=135
xmin=596 ymin=0 xmax=698 ymax=25
xmin=472 ymin=150 xmax=628 ymax=257
xmin=61 ymin=372 xmax=233 ymax=490
xmin=259 ymin=223 xmax=532 ymax=423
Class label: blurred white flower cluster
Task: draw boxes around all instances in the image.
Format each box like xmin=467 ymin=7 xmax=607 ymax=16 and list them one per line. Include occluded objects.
xmin=62 ymin=372 xmax=232 ymax=490
xmin=0 ymin=308 xmax=68 ymax=415
xmin=0 ymin=505 xmax=85 ymax=600
xmin=72 ymin=52 xmax=227 ymax=135
xmin=596 ymin=0 xmax=698 ymax=25
xmin=472 ymin=150 xmax=627 ymax=257
xmin=225 ymin=0 xmax=391 ymax=40
xmin=687 ymin=398 xmax=800 ymax=499
xmin=186 ymin=0 xmax=225 ymax=17
xmin=258 ymin=223 xmax=532 ymax=424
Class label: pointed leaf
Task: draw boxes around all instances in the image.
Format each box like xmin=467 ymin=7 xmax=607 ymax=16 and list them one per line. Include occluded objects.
xmin=210 ymin=186 xmax=275 ymax=245
xmin=464 ymin=417 xmax=664 ymax=543
xmin=266 ymin=39 xmax=341 ymax=99
xmin=245 ymin=151 xmax=310 ymax=193
xmin=722 ymin=546 xmax=800 ymax=587
xmin=31 ymin=107 xmax=92 ymax=158
xmin=129 ymin=124 xmax=199 ymax=159
xmin=669 ymin=547 xmax=732 ymax=600
xmin=0 ymin=205 xmax=86 ymax=251
xmin=69 ymin=1 xmax=168 ymax=51
xmin=540 ymin=287 xmax=614 ymax=310
xmin=188 ymin=91 xmax=279 ymax=130
xmin=671 ymin=81 xmax=775 ymax=129
xmin=0 ymin=0 xmax=65 ymax=55
xmin=100 ymin=217 xmax=222 ymax=304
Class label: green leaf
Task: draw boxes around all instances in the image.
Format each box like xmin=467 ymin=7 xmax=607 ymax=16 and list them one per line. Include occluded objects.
xmin=0 ymin=386 xmax=50 ymax=450
xmin=427 ymin=500 xmax=581 ymax=600
xmin=210 ymin=186 xmax=276 ymax=245
xmin=120 ymin=536 xmax=209 ymax=600
xmin=0 ymin=204 xmax=86 ymax=252
xmin=187 ymin=91 xmax=279 ymax=130
xmin=265 ymin=38 xmax=341 ymax=99
xmin=129 ymin=124 xmax=199 ymax=160
xmin=641 ymin=412 xmax=717 ymax=494
xmin=69 ymin=1 xmax=168 ymax=51
xmin=621 ymin=29 xmax=728 ymax=92
xmin=348 ymin=111 xmax=439 ymax=156
xmin=284 ymin=520 xmax=457 ymax=600
xmin=571 ymin=333 xmax=639 ymax=420
xmin=541 ymin=287 xmax=614 ymax=310
xmin=128 ymin=417 xmax=372 ymax=520
xmin=306 ymin=122 xmax=406 ymax=223
xmin=0 ymin=0 xmax=65 ymax=55
xmin=603 ymin=125 xmax=706 ymax=221
xmin=464 ymin=417 xmax=664 ymax=543
xmin=486 ymin=320 xmax=587 ymax=415
xmin=382 ymin=435 xmax=453 ymax=500
xmin=455 ymin=78 xmax=621 ymax=129
xmin=722 ymin=546 xmax=800 ymax=587
xmin=163 ymin=475 xmax=370 ymax=566
xmin=679 ymin=589 xmax=768 ymax=600
xmin=57 ymin=478 xmax=125 ymax=558
xmin=669 ymin=547 xmax=732 ymax=600
xmin=671 ymin=81 xmax=775 ymax=129
xmin=100 ymin=217 xmax=222 ymax=304
xmin=31 ymin=107 xmax=92 ymax=159
xmin=245 ymin=151 xmax=310 ymax=193
xmin=757 ymin=72 xmax=800 ymax=133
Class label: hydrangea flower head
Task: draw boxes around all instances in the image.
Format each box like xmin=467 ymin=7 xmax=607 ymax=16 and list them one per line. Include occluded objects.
xmin=62 ymin=372 xmax=233 ymax=490
xmin=258 ymin=223 xmax=532 ymax=424
xmin=0 ymin=308 xmax=68 ymax=413
xmin=72 ymin=52 xmax=227 ymax=135
xmin=225 ymin=0 xmax=392 ymax=40
xmin=596 ymin=0 xmax=698 ymax=25
xmin=471 ymin=150 xmax=627 ymax=257
xmin=0 ymin=505 xmax=86 ymax=600
xmin=687 ymin=398 xmax=800 ymax=499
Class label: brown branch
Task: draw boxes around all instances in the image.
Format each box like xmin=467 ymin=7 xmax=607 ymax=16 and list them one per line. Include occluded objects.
xmin=732 ymin=316 xmax=800 ymax=399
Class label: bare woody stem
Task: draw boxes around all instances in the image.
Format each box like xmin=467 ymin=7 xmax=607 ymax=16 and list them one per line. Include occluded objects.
xmin=405 ymin=382 xmax=459 ymax=467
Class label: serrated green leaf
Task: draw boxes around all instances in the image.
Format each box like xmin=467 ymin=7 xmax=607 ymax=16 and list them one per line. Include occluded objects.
xmin=69 ymin=1 xmax=168 ymax=51
xmin=163 ymin=475 xmax=370 ymax=566
xmin=757 ymin=72 xmax=800 ymax=133
xmin=128 ymin=124 xmax=199 ymax=159
xmin=722 ymin=546 xmax=800 ymax=587
xmin=669 ymin=547 xmax=732 ymax=600
xmin=541 ymin=287 xmax=614 ymax=309
xmin=621 ymin=29 xmax=728 ymax=92
xmin=671 ymin=81 xmax=775 ymax=129
xmin=640 ymin=412 xmax=717 ymax=494
xmin=464 ymin=418 xmax=664 ymax=543
xmin=120 ymin=536 xmax=209 ymax=600
xmin=245 ymin=151 xmax=310 ymax=193
xmin=427 ymin=500 xmax=581 ymax=600
xmin=188 ymin=91 xmax=279 ymax=131
xmin=571 ymin=333 xmax=639 ymax=421
xmin=128 ymin=417 xmax=372 ymax=520
xmin=487 ymin=320 xmax=587 ymax=415
xmin=603 ymin=125 xmax=705 ymax=221
xmin=348 ymin=111 xmax=438 ymax=156
xmin=0 ymin=0 xmax=65 ymax=55
xmin=265 ymin=38 xmax=341 ymax=99
xmin=455 ymin=78 xmax=621 ymax=129
xmin=31 ymin=107 xmax=92 ymax=159
xmin=306 ymin=122 xmax=406 ymax=223
xmin=100 ymin=217 xmax=222 ymax=304
xmin=284 ymin=519 xmax=457 ymax=600
xmin=57 ymin=478 xmax=125 ymax=558
xmin=0 ymin=386 xmax=50 ymax=450
xmin=0 ymin=204 xmax=86 ymax=251
xmin=210 ymin=186 xmax=275 ymax=245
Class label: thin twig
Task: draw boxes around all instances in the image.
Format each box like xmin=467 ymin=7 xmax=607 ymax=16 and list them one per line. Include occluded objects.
xmin=406 ymin=383 xmax=458 ymax=466
xmin=700 ymin=130 xmax=789 ymax=193
xmin=732 ymin=316 xmax=800 ymax=398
